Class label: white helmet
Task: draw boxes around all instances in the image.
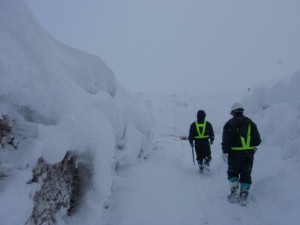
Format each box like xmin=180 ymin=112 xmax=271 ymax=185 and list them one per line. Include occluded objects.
xmin=230 ymin=102 xmax=244 ymax=113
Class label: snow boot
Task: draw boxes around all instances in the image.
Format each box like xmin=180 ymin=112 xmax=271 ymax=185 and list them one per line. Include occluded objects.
xmin=204 ymin=156 xmax=211 ymax=171
xmin=239 ymin=183 xmax=251 ymax=206
xmin=227 ymin=178 xmax=239 ymax=203
xmin=203 ymin=163 xmax=210 ymax=172
xmin=198 ymin=162 xmax=204 ymax=173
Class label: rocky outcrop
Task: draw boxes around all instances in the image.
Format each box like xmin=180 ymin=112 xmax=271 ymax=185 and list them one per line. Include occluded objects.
xmin=26 ymin=152 xmax=81 ymax=225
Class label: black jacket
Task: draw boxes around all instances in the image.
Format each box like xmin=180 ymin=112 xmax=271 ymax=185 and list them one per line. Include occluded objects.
xmin=222 ymin=114 xmax=261 ymax=154
xmin=189 ymin=119 xmax=214 ymax=146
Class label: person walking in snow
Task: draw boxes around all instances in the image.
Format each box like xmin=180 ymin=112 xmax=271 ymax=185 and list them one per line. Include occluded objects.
xmin=189 ymin=110 xmax=214 ymax=173
xmin=222 ymin=103 xmax=261 ymax=205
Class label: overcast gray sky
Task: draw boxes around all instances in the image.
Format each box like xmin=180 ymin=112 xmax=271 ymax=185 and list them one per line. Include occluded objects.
xmin=25 ymin=0 xmax=300 ymax=95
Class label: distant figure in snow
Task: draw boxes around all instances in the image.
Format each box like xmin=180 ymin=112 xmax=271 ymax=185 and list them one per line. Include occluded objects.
xmin=221 ymin=103 xmax=261 ymax=205
xmin=189 ymin=110 xmax=214 ymax=173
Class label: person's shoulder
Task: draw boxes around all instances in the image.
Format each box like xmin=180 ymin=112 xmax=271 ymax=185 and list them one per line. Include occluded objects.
xmin=223 ymin=118 xmax=234 ymax=129
xmin=190 ymin=121 xmax=196 ymax=127
xmin=206 ymin=120 xmax=213 ymax=125
xmin=225 ymin=117 xmax=235 ymax=125
xmin=244 ymin=116 xmax=256 ymax=125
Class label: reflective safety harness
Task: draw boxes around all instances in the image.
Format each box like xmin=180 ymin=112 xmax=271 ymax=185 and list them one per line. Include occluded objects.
xmin=231 ymin=124 xmax=255 ymax=150
xmin=194 ymin=120 xmax=209 ymax=139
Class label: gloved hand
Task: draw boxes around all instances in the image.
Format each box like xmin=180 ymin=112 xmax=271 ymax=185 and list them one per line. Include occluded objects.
xmin=222 ymin=153 xmax=228 ymax=162
xmin=190 ymin=143 xmax=194 ymax=148
xmin=210 ymin=139 xmax=214 ymax=145
xmin=254 ymin=147 xmax=258 ymax=153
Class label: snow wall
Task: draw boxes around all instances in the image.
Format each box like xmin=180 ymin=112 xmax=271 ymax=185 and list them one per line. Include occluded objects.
xmin=0 ymin=0 xmax=154 ymax=224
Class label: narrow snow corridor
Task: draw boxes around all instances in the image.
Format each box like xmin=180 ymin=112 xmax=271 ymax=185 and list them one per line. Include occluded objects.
xmin=105 ymin=134 xmax=267 ymax=225
xmin=1 ymin=1 xmax=300 ymax=224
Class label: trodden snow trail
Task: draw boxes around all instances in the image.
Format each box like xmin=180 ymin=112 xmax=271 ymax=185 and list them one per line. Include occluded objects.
xmin=105 ymin=134 xmax=267 ymax=225
xmin=105 ymin=92 xmax=268 ymax=225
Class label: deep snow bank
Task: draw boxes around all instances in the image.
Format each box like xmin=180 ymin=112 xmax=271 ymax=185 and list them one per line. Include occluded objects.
xmin=241 ymin=71 xmax=300 ymax=223
xmin=243 ymin=71 xmax=300 ymax=158
xmin=0 ymin=0 xmax=154 ymax=224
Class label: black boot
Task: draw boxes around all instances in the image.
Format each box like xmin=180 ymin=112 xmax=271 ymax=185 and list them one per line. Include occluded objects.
xmin=198 ymin=161 xmax=203 ymax=173
xmin=203 ymin=156 xmax=211 ymax=171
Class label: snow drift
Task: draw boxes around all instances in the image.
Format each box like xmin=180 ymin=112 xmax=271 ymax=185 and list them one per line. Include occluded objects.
xmin=241 ymin=71 xmax=300 ymax=224
xmin=0 ymin=0 xmax=154 ymax=224
xmin=243 ymin=71 xmax=300 ymax=159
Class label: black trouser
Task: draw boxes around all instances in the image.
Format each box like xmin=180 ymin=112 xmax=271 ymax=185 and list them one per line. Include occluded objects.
xmin=227 ymin=151 xmax=254 ymax=184
xmin=195 ymin=140 xmax=211 ymax=166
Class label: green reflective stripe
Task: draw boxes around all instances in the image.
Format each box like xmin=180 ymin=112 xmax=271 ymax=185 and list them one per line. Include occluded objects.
xmin=231 ymin=146 xmax=255 ymax=150
xmin=195 ymin=120 xmax=209 ymax=139
xmin=231 ymin=124 xmax=255 ymax=150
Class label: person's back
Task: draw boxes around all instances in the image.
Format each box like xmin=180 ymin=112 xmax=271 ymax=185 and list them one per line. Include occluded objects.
xmin=189 ymin=110 xmax=214 ymax=172
xmin=221 ymin=103 xmax=261 ymax=205
xmin=222 ymin=113 xmax=261 ymax=154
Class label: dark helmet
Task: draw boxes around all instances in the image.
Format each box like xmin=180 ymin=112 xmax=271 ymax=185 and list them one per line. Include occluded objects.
xmin=197 ymin=110 xmax=206 ymax=120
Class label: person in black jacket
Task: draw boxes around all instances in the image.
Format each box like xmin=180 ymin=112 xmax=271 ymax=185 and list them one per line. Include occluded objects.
xmin=189 ymin=110 xmax=214 ymax=173
xmin=222 ymin=103 xmax=261 ymax=204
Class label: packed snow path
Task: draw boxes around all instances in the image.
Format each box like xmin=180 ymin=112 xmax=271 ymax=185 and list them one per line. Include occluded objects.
xmin=105 ymin=92 xmax=300 ymax=225
xmin=106 ymin=134 xmax=269 ymax=225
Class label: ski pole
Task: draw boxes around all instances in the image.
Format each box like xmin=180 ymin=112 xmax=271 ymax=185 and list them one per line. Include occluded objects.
xmin=191 ymin=145 xmax=195 ymax=165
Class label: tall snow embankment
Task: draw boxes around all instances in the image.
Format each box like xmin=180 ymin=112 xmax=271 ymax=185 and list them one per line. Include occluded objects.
xmin=241 ymin=71 xmax=300 ymax=223
xmin=0 ymin=0 xmax=154 ymax=224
